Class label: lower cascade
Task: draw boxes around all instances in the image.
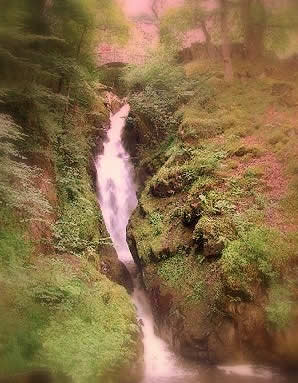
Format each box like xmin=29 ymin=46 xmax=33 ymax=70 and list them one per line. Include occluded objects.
xmin=95 ymin=104 xmax=292 ymax=383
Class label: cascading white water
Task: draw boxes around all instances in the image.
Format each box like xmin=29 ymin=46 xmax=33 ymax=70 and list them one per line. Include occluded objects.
xmin=94 ymin=104 xmax=292 ymax=383
xmin=95 ymin=104 xmax=193 ymax=382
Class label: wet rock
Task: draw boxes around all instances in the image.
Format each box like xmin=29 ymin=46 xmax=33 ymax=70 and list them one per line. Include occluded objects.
xmin=149 ymin=176 xmax=185 ymax=198
xmin=203 ymin=239 xmax=224 ymax=257
xmin=127 ymin=228 xmax=144 ymax=269
xmin=0 ymin=370 xmax=55 ymax=383
xmin=144 ymin=268 xmax=241 ymax=364
xmin=100 ymin=246 xmax=133 ymax=293
xmin=182 ymin=204 xmax=201 ymax=227
xmin=105 ymin=91 xmax=124 ymax=114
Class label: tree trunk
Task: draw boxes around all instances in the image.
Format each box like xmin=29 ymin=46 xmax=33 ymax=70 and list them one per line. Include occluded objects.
xmin=218 ymin=0 xmax=233 ymax=82
xmin=201 ymin=20 xmax=215 ymax=59
xmin=240 ymin=0 xmax=266 ymax=60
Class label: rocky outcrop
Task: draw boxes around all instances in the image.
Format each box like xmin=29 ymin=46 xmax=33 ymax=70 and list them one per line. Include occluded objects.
xmin=100 ymin=245 xmax=133 ymax=293
xmin=127 ymin=227 xmax=298 ymax=368
xmin=105 ymin=91 xmax=125 ymax=114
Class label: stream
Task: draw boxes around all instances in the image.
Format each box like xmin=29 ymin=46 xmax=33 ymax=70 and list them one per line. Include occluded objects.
xmin=95 ymin=104 xmax=297 ymax=383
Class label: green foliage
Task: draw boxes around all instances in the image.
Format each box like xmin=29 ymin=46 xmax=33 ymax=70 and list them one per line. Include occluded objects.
xmin=123 ymin=47 xmax=185 ymax=92
xmin=149 ymin=212 xmax=164 ymax=236
xmin=0 ymin=209 xmax=32 ymax=269
xmin=221 ymin=227 xmax=288 ymax=296
xmin=0 ymin=213 xmax=137 ymax=381
xmin=181 ymin=117 xmax=227 ymax=139
xmin=0 ymin=2 xmax=139 ymax=381
xmin=0 ymin=114 xmax=51 ymax=218
xmin=264 ymin=3 xmax=298 ymax=55
xmin=53 ymin=116 xmax=108 ymax=256
xmin=190 ymin=280 xmax=206 ymax=302
xmin=266 ymin=284 xmax=294 ymax=330
xmin=198 ymin=190 xmax=236 ymax=215
xmin=158 ymin=254 xmax=190 ymax=287
xmin=38 ymin=262 xmax=137 ymax=383
xmin=157 ymin=253 xmax=207 ymax=304
xmin=160 ymin=0 xmax=210 ymax=48
xmin=149 ymin=147 xmax=226 ymax=197
xmin=129 ymin=86 xmax=182 ymax=137
xmin=124 ymin=47 xmax=201 ymax=139
xmin=193 ymin=215 xmax=233 ymax=247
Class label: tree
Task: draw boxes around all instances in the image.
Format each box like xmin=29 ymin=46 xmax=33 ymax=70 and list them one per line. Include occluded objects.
xmin=161 ymin=0 xmax=216 ymax=57
xmin=0 ymin=0 xmax=129 ymax=215
xmin=151 ymin=0 xmax=166 ymax=22
xmin=161 ymin=0 xmax=234 ymax=79
xmin=239 ymin=0 xmax=267 ymax=59
xmin=218 ymin=0 xmax=233 ymax=81
xmin=238 ymin=0 xmax=298 ymax=59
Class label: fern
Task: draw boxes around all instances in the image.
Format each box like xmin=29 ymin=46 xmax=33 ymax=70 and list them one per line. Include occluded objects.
xmin=0 ymin=114 xmax=51 ymax=218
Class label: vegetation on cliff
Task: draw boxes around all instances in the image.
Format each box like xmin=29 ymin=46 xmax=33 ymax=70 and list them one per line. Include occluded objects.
xmin=0 ymin=1 xmax=139 ymax=382
xmin=125 ymin=0 xmax=298 ymax=366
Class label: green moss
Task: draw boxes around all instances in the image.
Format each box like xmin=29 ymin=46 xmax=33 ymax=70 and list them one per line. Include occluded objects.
xmin=149 ymin=211 xmax=164 ymax=236
xmin=266 ymin=284 xmax=294 ymax=330
xmin=130 ymin=55 xmax=298 ymax=334
xmin=0 ymin=224 xmax=138 ymax=382
xmin=221 ymin=227 xmax=290 ymax=297
xmin=157 ymin=254 xmax=207 ymax=302
xmin=53 ymin=115 xmax=107 ymax=256
xmin=158 ymin=254 xmax=189 ymax=287
xmin=0 ymin=209 xmax=32 ymax=268
xmin=193 ymin=215 xmax=234 ymax=247
xmin=149 ymin=147 xmax=227 ymax=197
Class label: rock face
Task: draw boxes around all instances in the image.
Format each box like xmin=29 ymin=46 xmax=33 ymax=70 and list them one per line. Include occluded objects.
xmin=125 ymin=114 xmax=298 ymax=369
xmin=100 ymin=245 xmax=134 ymax=293
xmin=128 ymin=220 xmax=298 ymax=368
xmin=105 ymin=91 xmax=125 ymax=114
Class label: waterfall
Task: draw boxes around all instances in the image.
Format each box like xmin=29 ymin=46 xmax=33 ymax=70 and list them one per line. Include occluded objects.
xmin=94 ymin=104 xmax=285 ymax=383
xmin=95 ymin=104 xmax=193 ymax=382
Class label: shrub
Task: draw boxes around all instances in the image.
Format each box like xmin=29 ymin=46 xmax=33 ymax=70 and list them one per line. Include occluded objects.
xmin=266 ymin=284 xmax=294 ymax=330
xmin=198 ymin=191 xmax=236 ymax=215
xmin=123 ymin=46 xmax=185 ymax=93
xmin=181 ymin=117 xmax=223 ymax=139
xmin=149 ymin=147 xmax=227 ymax=197
xmin=221 ymin=227 xmax=288 ymax=296
xmin=124 ymin=47 xmax=207 ymax=139
xmin=129 ymin=86 xmax=182 ymax=137
xmin=0 ymin=236 xmax=138 ymax=382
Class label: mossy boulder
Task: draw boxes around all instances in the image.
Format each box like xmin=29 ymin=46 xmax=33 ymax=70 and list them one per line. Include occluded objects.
xmin=193 ymin=216 xmax=234 ymax=257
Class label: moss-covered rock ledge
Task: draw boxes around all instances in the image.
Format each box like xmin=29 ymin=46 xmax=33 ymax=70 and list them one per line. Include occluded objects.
xmin=125 ymin=50 xmax=298 ymax=369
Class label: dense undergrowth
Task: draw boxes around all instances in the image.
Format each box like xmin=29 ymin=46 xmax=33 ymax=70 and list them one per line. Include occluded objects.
xmin=0 ymin=211 xmax=137 ymax=383
xmin=125 ymin=48 xmax=298 ymax=339
xmin=0 ymin=1 xmax=139 ymax=382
